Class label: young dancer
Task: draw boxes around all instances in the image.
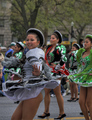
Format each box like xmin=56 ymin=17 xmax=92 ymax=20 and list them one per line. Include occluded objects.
xmin=2 ymin=28 xmax=59 ymax=120
xmin=67 ymin=43 xmax=80 ymax=102
xmin=68 ymin=34 xmax=92 ymax=120
xmin=38 ymin=30 xmax=68 ymax=119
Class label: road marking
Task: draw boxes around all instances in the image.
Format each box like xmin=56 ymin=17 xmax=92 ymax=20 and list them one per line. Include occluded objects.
xmin=35 ymin=117 xmax=88 ymax=120
xmin=64 ymin=117 xmax=85 ymax=119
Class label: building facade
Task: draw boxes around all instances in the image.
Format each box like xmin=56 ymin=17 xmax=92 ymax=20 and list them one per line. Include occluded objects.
xmin=0 ymin=0 xmax=12 ymax=47
xmin=0 ymin=0 xmax=92 ymax=47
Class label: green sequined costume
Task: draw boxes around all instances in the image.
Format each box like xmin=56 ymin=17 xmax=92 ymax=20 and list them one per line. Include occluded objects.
xmin=68 ymin=48 xmax=92 ymax=87
xmin=69 ymin=50 xmax=78 ymax=74
xmin=5 ymin=51 xmax=23 ymax=73
xmin=45 ymin=44 xmax=67 ymax=77
xmin=13 ymin=52 xmax=23 ymax=73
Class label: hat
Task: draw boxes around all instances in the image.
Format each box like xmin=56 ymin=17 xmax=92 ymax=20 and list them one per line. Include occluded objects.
xmin=16 ymin=41 xmax=24 ymax=49
xmin=9 ymin=42 xmax=16 ymax=47
xmin=26 ymin=28 xmax=45 ymax=47
xmin=85 ymin=34 xmax=92 ymax=39
xmin=54 ymin=30 xmax=63 ymax=43
xmin=73 ymin=43 xmax=80 ymax=49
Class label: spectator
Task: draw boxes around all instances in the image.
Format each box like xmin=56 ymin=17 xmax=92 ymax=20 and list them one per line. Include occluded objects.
xmin=24 ymin=44 xmax=29 ymax=55
xmin=79 ymin=38 xmax=84 ymax=48
xmin=61 ymin=77 xmax=70 ymax=96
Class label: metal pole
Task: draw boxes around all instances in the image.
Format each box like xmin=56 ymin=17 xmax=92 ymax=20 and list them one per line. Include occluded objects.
xmin=71 ymin=22 xmax=74 ymax=48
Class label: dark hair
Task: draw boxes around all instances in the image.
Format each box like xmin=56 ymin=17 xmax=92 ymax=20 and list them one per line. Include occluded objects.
xmin=26 ymin=28 xmax=44 ymax=47
xmin=73 ymin=43 xmax=80 ymax=50
xmin=27 ymin=33 xmax=40 ymax=42
xmin=79 ymin=38 xmax=83 ymax=42
xmin=85 ymin=34 xmax=92 ymax=43
xmin=43 ymin=44 xmax=46 ymax=47
xmin=52 ymin=33 xmax=59 ymax=39
xmin=86 ymin=37 xmax=92 ymax=43
xmin=79 ymin=39 xmax=83 ymax=48
xmin=16 ymin=43 xmax=24 ymax=50
xmin=79 ymin=38 xmax=83 ymax=44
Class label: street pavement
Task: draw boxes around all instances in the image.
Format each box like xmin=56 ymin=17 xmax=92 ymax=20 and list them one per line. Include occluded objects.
xmin=0 ymin=94 xmax=87 ymax=120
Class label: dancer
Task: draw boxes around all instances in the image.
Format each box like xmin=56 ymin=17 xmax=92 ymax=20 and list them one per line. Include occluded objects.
xmin=67 ymin=43 xmax=80 ymax=102
xmin=2 ymin=28 xmax=59 ymax=120
xmin=68 ymin=34 xmax=92 ymax=120
xmin=4 ymin=41 xmax=24 ymax=74
xmin=11 ymin=41 xmax=24 ymax=73
xmin=38 ymin=30 xmax=67 ymax=119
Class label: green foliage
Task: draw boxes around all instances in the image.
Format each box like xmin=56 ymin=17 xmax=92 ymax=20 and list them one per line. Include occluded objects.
xmin=54 ymin=0 xmax=92 ymax=41
xmin=10 ymin=0 xmax=92 ymax=43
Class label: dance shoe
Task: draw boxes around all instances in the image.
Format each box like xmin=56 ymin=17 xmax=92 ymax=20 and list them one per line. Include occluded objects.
xmin=54 ymin=113 xmax=66 ymax=119
xmin=38 ymin=112 xmax=50 ymax=118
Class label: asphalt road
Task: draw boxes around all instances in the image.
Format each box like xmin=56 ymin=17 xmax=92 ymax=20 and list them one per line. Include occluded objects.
xmin=0 ymin=94 xmax=86 ymax=120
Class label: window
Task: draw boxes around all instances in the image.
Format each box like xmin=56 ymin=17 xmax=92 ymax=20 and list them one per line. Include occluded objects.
xmin=0 ymin=35 xmax=4 ymax=46
xmin=0 ymin=19 xmax=4 ymax=27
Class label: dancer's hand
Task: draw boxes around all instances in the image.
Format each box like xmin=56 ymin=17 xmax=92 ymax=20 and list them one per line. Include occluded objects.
xmin=32 ymin=65 xmax=40 ymax=76
xmin=51 ymin=63 xmax=56 ymax=68
xmin=54 ymin=64 xmax=60 ymax=70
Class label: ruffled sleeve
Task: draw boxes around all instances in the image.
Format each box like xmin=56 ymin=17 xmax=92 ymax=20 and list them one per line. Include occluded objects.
xmin=56 ymin=45 xmax=67 ymax=66
xmin=76 ymin=48 xmax=85 ymax=63
xmin=15 ymin=52 xmax=23 ymax=59
xmin=69 ymin=50 xmax=78 ymax=69
xmin=76 ymin=49 xmax=92 ymax=76
xmin=26 ymin=48 xmax=45 ymax=71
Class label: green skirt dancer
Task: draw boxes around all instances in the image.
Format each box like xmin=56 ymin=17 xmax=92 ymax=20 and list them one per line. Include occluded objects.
xmin=68 ymin=48 xmax=92 ymax=87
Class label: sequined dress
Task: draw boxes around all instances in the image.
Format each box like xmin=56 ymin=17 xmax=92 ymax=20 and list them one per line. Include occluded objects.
xmin=2 ymin=48 xmax=59 ymax=101
xmin=68 ymin=48 xmax=92 ymax=87
xmin=45 ymin=44 xmax=68 ymax=77
xmin=69 ymin=50 xmax=78 ymax=75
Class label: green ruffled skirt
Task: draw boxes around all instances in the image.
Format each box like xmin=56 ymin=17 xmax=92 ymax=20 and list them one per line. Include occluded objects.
xmin=68 ymin=69 xmax=92 ymax=87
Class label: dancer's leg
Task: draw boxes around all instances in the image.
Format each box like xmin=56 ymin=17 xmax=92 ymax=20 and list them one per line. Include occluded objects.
xmin=79 ymin=86 xmax=89 ymax=120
